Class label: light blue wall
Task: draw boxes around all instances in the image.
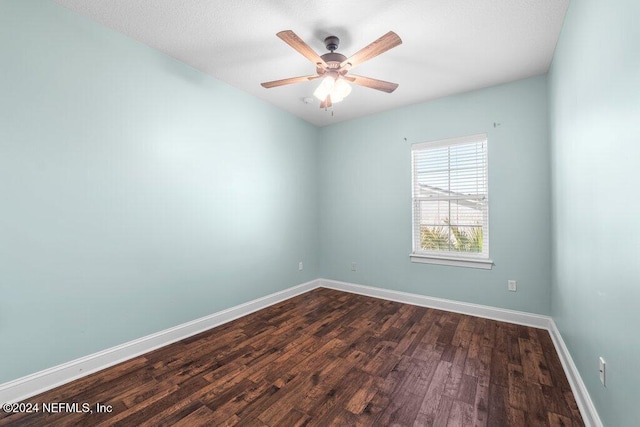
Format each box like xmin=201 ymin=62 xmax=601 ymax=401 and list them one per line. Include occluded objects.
xmin=548 ymin=0 xmax=640 ymax=425
xmin=319 ymin=76 xmax=552 ymax=315
xmin=0 ymin=1 xmax=319 ymax=383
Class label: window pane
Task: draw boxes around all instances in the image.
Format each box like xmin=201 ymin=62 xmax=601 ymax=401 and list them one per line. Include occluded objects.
xmin=448 ymin=199 xmax=485 ymax=227
xmin=448 ymin=226 xmax=483 ymax=253
xmin=417 ymin=200 xmax=485 ymax=253
xmin=419 ymin=200 xmax=450 ymax=226
xmin=420 ymin=224 xmax=450 ymax=251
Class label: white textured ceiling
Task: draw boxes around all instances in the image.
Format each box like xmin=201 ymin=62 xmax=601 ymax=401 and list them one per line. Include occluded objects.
xmin=52 ymin=0 xmax=569 ymax=127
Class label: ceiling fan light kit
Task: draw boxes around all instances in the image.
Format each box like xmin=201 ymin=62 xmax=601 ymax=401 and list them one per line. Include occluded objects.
xmin=261 ymin=30 xmax=402 ymax=109
xmin=313 ymin=75 xmax=352 ymax=103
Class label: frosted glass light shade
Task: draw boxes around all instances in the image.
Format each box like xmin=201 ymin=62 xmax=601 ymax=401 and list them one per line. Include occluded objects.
xmin=313 ymin=76 xmax=335 ymax=101
xmin=331 ymin=78 xmax=352 ymax=103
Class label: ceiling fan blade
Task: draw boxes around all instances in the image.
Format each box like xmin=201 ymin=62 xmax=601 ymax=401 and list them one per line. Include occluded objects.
xmin=261 ymin=75 xmax=319 ymax=88
xmin=340 ymin=31 xmax=402 ymax=70
xmin=345 ymin=74 xmax=399 ymax=93
xmin=277 ymin=30 xmax=328 ymax=69
xmin=319 ymin=95 xmax=332 ymax=109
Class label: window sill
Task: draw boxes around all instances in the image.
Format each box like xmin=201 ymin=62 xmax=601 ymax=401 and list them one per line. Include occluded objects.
xmin=410 ymin=254 xmax=493 ymax=270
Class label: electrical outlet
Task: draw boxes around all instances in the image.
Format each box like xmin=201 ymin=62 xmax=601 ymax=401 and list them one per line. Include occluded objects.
xmin=599 ymin=357 xmax=606 ymax=386
xmin=351 ymin=262 xmax=357 ymax=271
xmin=508 ymin=280 xmax=517 ymax=292
xmin=298 ymin=261 xmax=303 ymax=271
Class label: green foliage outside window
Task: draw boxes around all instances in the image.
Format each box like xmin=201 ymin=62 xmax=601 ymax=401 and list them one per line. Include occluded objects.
xmin=420 ymin=218 xmax=483 ymax=253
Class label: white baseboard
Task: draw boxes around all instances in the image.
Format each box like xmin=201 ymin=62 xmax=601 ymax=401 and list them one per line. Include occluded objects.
xmin=0 ymin=277 xmax=601 ymax=427
xmin=320 ymin=278 xmax=551 ymax=329
xmin=548 ymin=320 xmax=603 ymax=427
xmin=0 ymin=279 xmax=320 ymax=405
xmin=319 ymin=278 xmax=602 ymax=427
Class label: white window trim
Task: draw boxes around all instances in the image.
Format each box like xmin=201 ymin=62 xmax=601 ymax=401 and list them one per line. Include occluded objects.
xmin=410 ymin=133 xmax=491 ymax=269
xmin=409 ymin=253 xmax=494 ymax=269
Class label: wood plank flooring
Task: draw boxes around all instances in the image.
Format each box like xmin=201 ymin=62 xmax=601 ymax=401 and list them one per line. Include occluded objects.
xmin=0 ymin=288 xmax=584 ymax=426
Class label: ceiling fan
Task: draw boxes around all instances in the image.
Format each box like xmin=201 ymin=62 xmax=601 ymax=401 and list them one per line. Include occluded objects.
xmin=261 ymin=30 xmax=402 ymax=109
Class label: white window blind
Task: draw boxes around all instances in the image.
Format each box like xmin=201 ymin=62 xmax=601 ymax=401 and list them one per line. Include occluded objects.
xmin=411 ymin=134 xmax=490 ymax=265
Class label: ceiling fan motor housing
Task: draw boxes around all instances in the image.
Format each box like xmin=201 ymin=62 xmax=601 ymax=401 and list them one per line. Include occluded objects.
xmin=320 ymin=52 xmax=347 ymax=70
xmin=324 ymin=35 xmax=340 ymax=52
xmin=320 ymin=36 xmax=345 ymax=70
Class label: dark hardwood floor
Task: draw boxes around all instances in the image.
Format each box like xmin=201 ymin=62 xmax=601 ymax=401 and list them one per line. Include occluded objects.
xmin=0 ymin=288 xmax=584 ymax=426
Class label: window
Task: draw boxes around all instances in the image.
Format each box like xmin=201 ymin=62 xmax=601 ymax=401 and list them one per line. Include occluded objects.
xmin=410 ymin=134 xmax=492 ymax=269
